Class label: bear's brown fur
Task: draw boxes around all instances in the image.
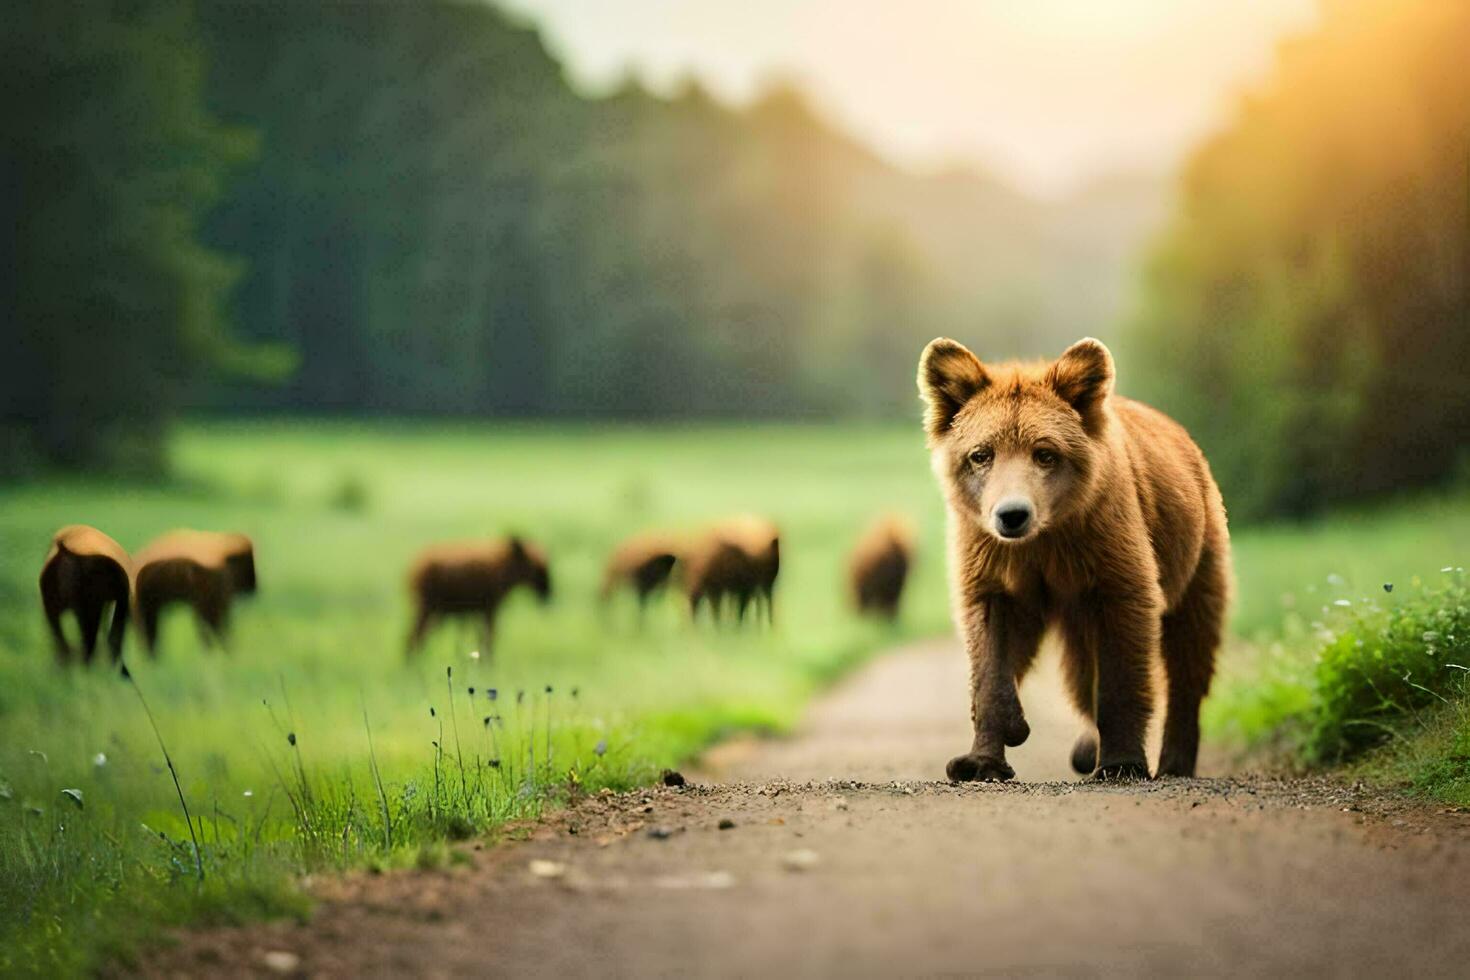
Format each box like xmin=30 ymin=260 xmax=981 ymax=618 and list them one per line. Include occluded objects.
xmin=683 ymin=517 xmax=780 ymax=624
xmin=849 ymin=515 xmax=914 ymax=621
xmin=406 ymin=536 xmax=551 ymax=657
xmin=133 ymin=530 xmax=257 ymax=654
xmin=38 ymin=525 xmax=132 ymax=665
xmin=918 ymin=337 xmax=1230 ymax=781
xmin=601 ymin=533 xmax=680 ymax=612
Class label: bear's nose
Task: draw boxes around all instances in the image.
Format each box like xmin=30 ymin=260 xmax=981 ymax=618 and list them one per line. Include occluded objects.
xmin=994 ymin=501 xmax=1034 ymax=538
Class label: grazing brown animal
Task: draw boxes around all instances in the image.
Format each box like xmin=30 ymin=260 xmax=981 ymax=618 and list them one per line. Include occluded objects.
xmin=601 ymin=533 xmax=680 ymax=614
xmin=133 ymin=530 xmax=258 ymax=654
xmin=849 ymin=515 xmax=914 ymax=620
xmin=38 ymin=525 xmax=132 ymax=665
xmin=406 ymin=536 xmax=551 ymax=657
xmin=684 ymin=517 xmax=780 ymax=624
xmin=918 ymin=337 xmax=1230 ymax=782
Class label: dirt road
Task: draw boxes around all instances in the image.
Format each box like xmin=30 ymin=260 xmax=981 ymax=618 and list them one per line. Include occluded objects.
xmin=145 ymin=640 xmax=1470 ymax=978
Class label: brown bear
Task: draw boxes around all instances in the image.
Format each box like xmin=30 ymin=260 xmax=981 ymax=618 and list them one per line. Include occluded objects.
xmin=601 ymin=532 xmax=680 ymax=614
xmin=849 ymin=515 xmax=914 ymax=621
xmin=406 ymin=536 xmax=551 ymax=657
xmin=683 ymin=517 xmax=780 ymax=624
xmin=918 ymin=337 xmax=1229 ymax=781
xmin=133 ymin=530 xmax=258 ymax=654
xmin=38 ymin=524 xmax=132 ymax=665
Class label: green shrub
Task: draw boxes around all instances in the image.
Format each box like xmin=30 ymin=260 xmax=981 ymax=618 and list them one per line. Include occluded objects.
xmin=1308 ymin=573 xmax=1470 ymax=764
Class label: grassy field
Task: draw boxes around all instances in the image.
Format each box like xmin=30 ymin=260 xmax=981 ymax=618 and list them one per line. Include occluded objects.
xmin=0 ymin=421 xmax=954 ymax=975
xmin=2 ymin=420 xmax=1468 ymax=975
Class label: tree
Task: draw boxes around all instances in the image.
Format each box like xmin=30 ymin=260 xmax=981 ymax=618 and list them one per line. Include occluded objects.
xmin=0 ymin=0 xmax=259 ymax=473
xmin=1126 ymin=0 xmax=1470 ymax=519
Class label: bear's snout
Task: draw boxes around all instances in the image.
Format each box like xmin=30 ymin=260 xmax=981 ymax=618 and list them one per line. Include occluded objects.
xmin=993 ymin=499 xmax=1034 ymax=539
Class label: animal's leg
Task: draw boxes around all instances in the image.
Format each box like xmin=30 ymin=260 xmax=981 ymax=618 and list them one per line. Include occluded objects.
xmin=43 ymin=587 xmax=71 ymax=665
xmin=1059 ymin=619 xmax=1099 ymax=775
xmin=138 ymin=597 xmax=162 ymax=657
xmin=106 ymin=598 xmax=129 ymax=665
xmin=1065 ymin=591 xmax=1158 ymax=781
xmin=406 ymin=605 xmax=435 ymax=658
xmin=946 ymin=595 xmax=1045 ymax=782
xmin=78 ymin=600 xmax=103 ymax=665
xmin=199 ymin=586 xmax=231 ymax=652
xmin=1158 ymin=545 xmax=1227 ymax=777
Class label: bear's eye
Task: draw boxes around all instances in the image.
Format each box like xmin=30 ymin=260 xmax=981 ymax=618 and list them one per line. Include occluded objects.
xmin=1033 ymin=448 xmax=1059 ymax=467
xmin=967 ymin=447 xmax=993 ymax=467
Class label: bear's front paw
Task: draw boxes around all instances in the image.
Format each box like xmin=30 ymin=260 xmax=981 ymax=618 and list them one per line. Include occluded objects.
xmin=946 ymin=753 xmax=1014 ymax=783
xmin=1092 ymin=760 xmax=1150 ymax=782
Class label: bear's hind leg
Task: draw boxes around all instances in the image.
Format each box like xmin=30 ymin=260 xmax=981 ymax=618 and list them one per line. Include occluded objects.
xmin=1063 ymin=593 xmax=1157 ymax=781
xmin=1158 ymin=545 xmax=1227 ymax=777
xmin=1060 ymin=632 xmax=1098 ymax=775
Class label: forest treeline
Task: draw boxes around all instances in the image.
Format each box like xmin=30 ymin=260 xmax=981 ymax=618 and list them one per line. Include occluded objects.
xmin=4 ymin=1 xmax=1466 ymax=522
xmin=1126 ymin=0 xmax=1470 ymax=519
xmin=2 ymin=0 xmax=1156 ymax=475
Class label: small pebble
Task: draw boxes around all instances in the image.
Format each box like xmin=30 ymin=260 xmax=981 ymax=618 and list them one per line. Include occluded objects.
xmin=528 ymin=859 xmax=566 ymax=879
xmin=718 ymin=818 xmax=736 ymax=830
xmin=782 ymin=848 xmax=820 ymax=872
xmin=647 ymin=826 xmax=674 ymax=840
xmin=662 ymin=769 xmax=686 ymax=787
xmin=262 ymin=950 xmax=300 ymax=974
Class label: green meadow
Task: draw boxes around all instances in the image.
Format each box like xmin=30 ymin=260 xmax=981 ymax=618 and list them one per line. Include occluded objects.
xmin=2 ymin=421 xmax=1468 ymax=974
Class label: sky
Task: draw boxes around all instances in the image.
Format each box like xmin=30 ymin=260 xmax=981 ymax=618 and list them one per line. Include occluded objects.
xmin=497 ymin=0 xmax=1320 ymax=198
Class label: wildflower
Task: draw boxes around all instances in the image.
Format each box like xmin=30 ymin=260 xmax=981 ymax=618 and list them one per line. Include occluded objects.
xmin=483 ymin=716 xmax=492 ymax=727
xmin=243 ymin=790 xmax=254 ymax=798
xmin=487 ymin=689 xmax=498 ymax=701
xmin=447 ymin=666 xmax=453 ymax=678
xmin=469 ymin=649 xmax=481 ymax=660
xmin=545 ymin=684 xmax=553 ymax=694
xmin=287 ymin=732 xmax=297 ymax=746
xmin=468 ymin=686 xmax=476 ymax=696
xmin=594 ymin=739 xmax=607 ymax=757
xmin=61 ymin=789 xmax=84 ymax=809
xmin=430 ymin=707 xmax=436 ymax=718
xmin=1384 ymin=583 xmax=1394 ymax=593
xmin=93 ymin=753 xmax=107 ymax=767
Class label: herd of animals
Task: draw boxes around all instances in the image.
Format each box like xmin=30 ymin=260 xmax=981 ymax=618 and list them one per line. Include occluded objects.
xmin=36 ymin=514 xmax=915 ymax=666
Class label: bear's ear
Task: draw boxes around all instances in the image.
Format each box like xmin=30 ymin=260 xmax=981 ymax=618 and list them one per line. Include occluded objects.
xmin=918 ymin=338 xmax=989 ymax=438
xmin=1048 ymin=338 xmax=1114 ymax=425
xmin=507 ymin=535 xmax=528 ymax=559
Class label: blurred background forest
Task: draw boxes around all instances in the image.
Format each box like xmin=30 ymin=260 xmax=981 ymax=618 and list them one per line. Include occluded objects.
xmin=2 ymin=0 xmax=1467 ymax=521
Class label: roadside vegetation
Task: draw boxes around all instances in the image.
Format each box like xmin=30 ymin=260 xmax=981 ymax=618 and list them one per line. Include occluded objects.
xmin=1208 ymin=494 xmax=1470 ymax=806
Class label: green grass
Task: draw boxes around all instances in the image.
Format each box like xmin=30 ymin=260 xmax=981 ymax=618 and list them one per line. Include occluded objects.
xmin=3 ymin=420 xmax=1468 ymax=975
xmin=1207 ymin=492 xmax=1470 ymax=796
xmin=0 ymin=420 xmax=953 ymax=976
xmin=1213 ymin=570 xmax=1470 ymax=807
